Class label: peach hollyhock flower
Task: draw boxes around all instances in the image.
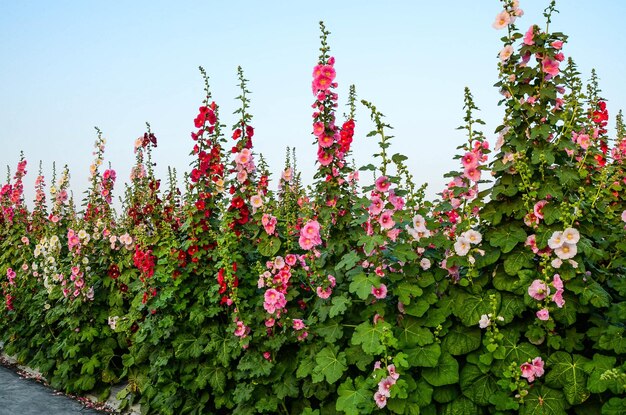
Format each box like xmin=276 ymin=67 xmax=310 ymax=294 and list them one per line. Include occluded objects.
xmin=499 ymin=45 xmax=514 ymax=62
xmin=371 ymin=284 xmax=387 ymax=299
xmin=548 ymin=231 xmax=564 ymax=249
xmin=562 ymin=228 xmax=580 ymax=244
xmin=555 ymin=242 xmax=577 ymax=260
xmin=250 ymin=194 xmax=263 ymax=209
xmin=375 ymin=176 xmax=391 ymax=193
xmin=378 ymin=210 xmax=395 ymax=229
xmin=576 ymin=133 xmax=591 ymax=150
xmin=523 ymin=25 xmax=535 ymax=45
xmin=454 ymin=236 xmax=471 ymax=256
xmin=492 ymin=10 xmax=512 ymax=29
xmin=528 ymin=279 xmax=550 ymax=300
xmin=536 ymin=308 xmax=550 ymax=321
xmin=542 ymin=58 xmax=560 ymax=77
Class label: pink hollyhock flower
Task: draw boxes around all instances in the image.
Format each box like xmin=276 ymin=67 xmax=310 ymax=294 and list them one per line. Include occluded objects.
xmin=387 ymin=364 xmax=400 ymax=380
xmin=378 ymin=376 xmax=396 ymax=397
xmin=262 ymin=214 xmax=277 ymax=235
xmin=577 ymin=133 xmax=591 ymax=150
xmin=554 ymin=242 xmax=577 ymax=260
xmin=374 ymin=392 xmax=387 ymax=409
xmin=420 ymin=258 xmax=431 ymax=270
xmin=387 ymin=228 xmax=401 ymax=242
xmin=388 ymin=192 xmax=405 ymax=211
xmin=316 ymin=286 xmax=332 ymax=299
xmin=454 ymin=237 xmax=471 ymax=256
xmin=371 ymin=284 xmax=388 ymax=299
xmin=317 ymin=148 xmax=333 ymax=166
xmin=318 ymin=135 xmax=334 ymax=148
xmin=274 ymin=256 xmax=285 ymax=269
xmin=533 ymin=200 xmax=547 ymax=219
xmin=464 ymin=166 xmax=481 ymax=182
xmin=492 ymin=10 xmax=512 ymax=29
xmin=562 ymin=228 xmax=580 ymax=244
xmin=299 ymin=236 xmax=315 ymax=250
xmin=285 ymin=254 xmax=297 ymax=266
xmin=265 ymin=318 xmax=275 ymax=328
xmin=536 ymin=308 xmax=550 ymax=321
xmin=301 ymin=220 xmax=321 ymax=241
xmin=293 ymin=319 xmax=306 ymax=330
xmin=375 ymin=176 xmax=391 ymax=193
xmin=313 ymin=122 xmax=325 ymax=137
xmin=263 ymin=352 xmax=271 ymax=360
xmin=553 ymin=289 xmax=565 ymax=308
xmin=234 ymin=320 xmax=249 ymax=338
xmin=368 ymin=196 xmax=384 ymax=216
xmin=552 ymin=274 xmax=563 ymax=291
xmin=234 ymin=148 xmax=252 ymax=165
xmin=378 ymin=210 xmax=395 ymax=229
xmin=548 ymin=231 xmax=564 ymax=249
xmin=263 ymin=289 xmax=286 ymax=314
xmin=551 ymin=40 xmax=563 ymax=49
xmin=328 ymin=274 xmax=336 ymax=287
xmin=542 ymin=58 xmax=560 ymax=77
xmin=621 ymin=210 xmax=626 ymax=222
xmin=313 ymin=75 xmax=333 ymax=91
xmin=412 ymin=214 xmax=427 ymax=231
xmin=523 ymin=25 xmax=535 ymax=45
xmin=520 ymin=362 xmax=536 ymax=382
xmin=532 ymin=357 xmax=545 ymax=378
xmin=528 ymin=280 xmax=550 ymax=301
xmin=250 ymin=194 xmax=263 ymax=208
xmin=461 ymin=151 xmax=479 ymax=169
xmin=499 ymin=45 xmax=514 ymax=62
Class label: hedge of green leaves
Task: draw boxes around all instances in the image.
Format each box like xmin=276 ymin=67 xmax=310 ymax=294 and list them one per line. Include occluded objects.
xmin=2 ymin=1 xmax=626 ymax=414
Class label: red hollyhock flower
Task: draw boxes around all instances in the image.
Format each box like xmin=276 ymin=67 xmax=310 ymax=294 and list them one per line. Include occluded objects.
xmin=108 ymin=264 xmax=120 ymax=280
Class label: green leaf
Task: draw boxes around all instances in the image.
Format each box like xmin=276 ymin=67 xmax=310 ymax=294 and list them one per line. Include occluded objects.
xmin=460 ymin=364 xmax=498 ymax=406
xmin=336 ymin=377 xmax=372 ymax=415
xmin=351 ymin=321 xmax=389 ymax=354
xmin=545 ymin=351 xmax=590 ymax=405
xmin=452 ymin=289 xmax=501 ymax=327
xmin=474 ymin=248 xmax=501 ymax=269
xmin=441 ymin=325 xmax=481 ymax=356
xmin=488 ymin=224 xmax=527 ymax=253
xmin=503 ymin=250 xmax=534 ymax=275
xmin=335 ymin=251 xmax=360 ymax=271
xmin=397 ymin=317 xmax=434 ymax=348
xmin=316 ymin=319 xmax=344 ymax=343
xmin=520 ymin=386 xmax=567 ymax=415
xmin=498 ymin=293 xmax=526 ymax=323
xmin=258 ymin=233 xmax=281 ymax=257
xmin=329 ymin=295 xmax=351 ymax=318
xmin=312 ymin=345 xmax=347 ymax=384
xmin=440 ymin=396 xmax=481 ymax=415
xmin=422 ymin=353 xmax=459 ymax=386
xmin=541 ymin=203 xmax=561 ymax=225
xmin=207 ymin=366 xmax=226 ymax=394
xmin=395 ymin=282 xmax=423 ymax=305
xmin=348 ymin=272 xmax=377 ymax=300
xmin=602 ymin=398 xmax=626 ymax=414
xmin=407 ymin=343 xmax=441 ymax=368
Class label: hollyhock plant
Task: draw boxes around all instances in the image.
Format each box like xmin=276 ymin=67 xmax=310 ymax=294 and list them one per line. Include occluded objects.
xmin=528 ymin=279 xmax=550 ymax=301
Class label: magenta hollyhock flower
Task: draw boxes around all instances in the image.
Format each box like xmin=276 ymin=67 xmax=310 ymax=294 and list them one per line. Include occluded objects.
xmin=371 ymin=284 xmax=388 ymax=299
xmin=375 ymin=176 xmax=391 ymax=193
xmin=285 ymin=254 xmax=297 ymax=266
xmin=528 ymin=280 xmax=550 ymax=301
xmin=542 ymin=58 xmax=560 ymax=77
xmin=374 ymin=392 xmax=387 ymax=409
xmin=378 ymin=210 xmax=395 ymax=229
xmin=536 ymin=308 xmax=550 ymax=321
xmin=313 ymin=121 xmax=325 ymax=137
xmin=313 ymin=75 xmax=333 ymax=91
xmin=523 ymin=25 xmax=535 ymax=45
xmin=317 ymin=148 xmax=333 ymax=166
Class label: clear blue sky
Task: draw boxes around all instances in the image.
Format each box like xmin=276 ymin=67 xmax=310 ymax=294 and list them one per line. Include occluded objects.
xmin=1 ymin=1 xmax=625 ymax=205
